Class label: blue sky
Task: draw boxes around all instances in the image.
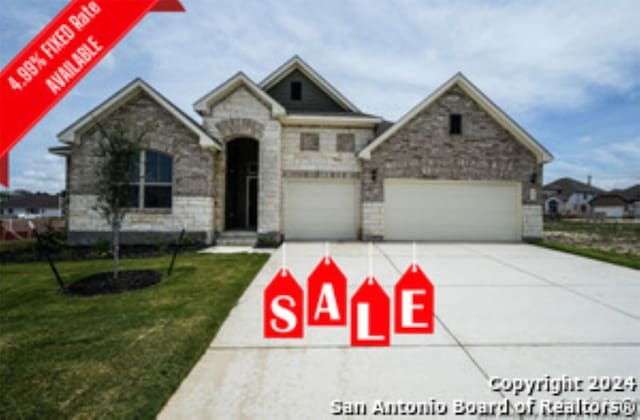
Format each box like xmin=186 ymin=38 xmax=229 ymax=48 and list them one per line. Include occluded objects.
xmin=1 ymin=0 xmax=639 ymax=192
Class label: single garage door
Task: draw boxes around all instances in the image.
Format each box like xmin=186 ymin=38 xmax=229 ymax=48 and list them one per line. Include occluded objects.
xmin=283 ymin=178 xmax=360 ymax=239
xmin=385 ymin=180 xmax=521 ymax=241
xmin=284 ymin=178 xmax=360 ymax=240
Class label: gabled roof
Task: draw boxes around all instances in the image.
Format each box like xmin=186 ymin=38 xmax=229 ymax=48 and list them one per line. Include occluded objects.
xmin=543 ymin=177 xmax=603 ymax=200
xmin=358 ymin=72 xmax=554 ymax=163
xmin=58 ymin=78 xmax=220 ymax=150
xmin=590 ymin=194 xmax=628 ymax=206
xmin=259 ymin=55 xmax=360 ymax=113
xmin=48 ymin=146 xmax=71 ymax=156
xmin=610 ymin=184 xmax=640 ymax=202
xmin=193 ymin=72 xmax=285 ymax=117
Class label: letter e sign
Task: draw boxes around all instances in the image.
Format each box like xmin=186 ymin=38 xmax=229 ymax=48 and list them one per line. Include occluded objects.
xmin=264 ymin=268 xmax=304 ymax=338
xmin=394 ymin=264 xmax=434 ymax=334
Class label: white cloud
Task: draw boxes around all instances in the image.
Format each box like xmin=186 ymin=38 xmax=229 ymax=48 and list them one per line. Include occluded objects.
xmin=3 ymin=0 xmax=640 ymax=192
xmin=546 ymin=137 xmax=640 ymax=189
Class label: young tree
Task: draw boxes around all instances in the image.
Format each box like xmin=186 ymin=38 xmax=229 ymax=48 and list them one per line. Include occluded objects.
xmin=93 ymin=121 xmax=146 ymax=280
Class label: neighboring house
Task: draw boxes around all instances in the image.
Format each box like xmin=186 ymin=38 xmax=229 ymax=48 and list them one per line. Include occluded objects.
xmin=604 ymin=184 xmax=640 ymax=218
xmin=0 ymin=192 xmax=63 ymax=218
xmin=542 ymin=177 xmax=603 ymax=216
xmin=50 ymin=56 xmax=553 ymax=245
xmin=590 ymin=194 xmax=628 ymax=219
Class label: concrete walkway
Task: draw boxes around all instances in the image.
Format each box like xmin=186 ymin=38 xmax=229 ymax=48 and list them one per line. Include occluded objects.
xmin=160 ymin=243 xmax=640 ymax=419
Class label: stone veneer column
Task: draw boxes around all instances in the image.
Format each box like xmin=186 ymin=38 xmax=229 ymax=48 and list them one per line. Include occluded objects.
xmin=522 ymin=204 xmax=543 ymax=241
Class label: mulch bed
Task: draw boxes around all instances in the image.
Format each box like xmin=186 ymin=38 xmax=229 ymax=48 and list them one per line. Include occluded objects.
xmin=65 ymin=270 xmax=162 ymax=296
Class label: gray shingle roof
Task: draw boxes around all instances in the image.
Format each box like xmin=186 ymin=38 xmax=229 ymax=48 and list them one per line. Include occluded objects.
xmin=543 ymin=177 xmax=604 ymax=200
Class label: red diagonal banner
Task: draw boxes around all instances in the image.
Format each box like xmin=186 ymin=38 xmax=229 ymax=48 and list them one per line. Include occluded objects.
xmin=0 ymin=0 xmax=185 ymax=187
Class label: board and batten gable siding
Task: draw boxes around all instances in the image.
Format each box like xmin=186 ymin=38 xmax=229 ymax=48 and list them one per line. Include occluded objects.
xmin=265 ymin=69 xmax=348 ymax=113
xmin=361 ymin=85 xmax=542 ymax=204
xmin=67 ymin=90 xmax=216 ymax=245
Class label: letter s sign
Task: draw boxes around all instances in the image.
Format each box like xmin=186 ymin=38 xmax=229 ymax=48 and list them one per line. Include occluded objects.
xmin=264 ymin=269 xmax=304 ymax=338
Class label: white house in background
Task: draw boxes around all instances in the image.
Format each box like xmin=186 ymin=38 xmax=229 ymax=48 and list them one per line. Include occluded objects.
xmin=542 ymin=177 xmax=603 ymax=216
xmin=0 ymin=193 xmax=63 ymax=218
xmin=591 ymin=184 xmax=640 ymax=219
xmin=610 ymin=184 xmax=640 ymax=218
xmin=590 ymin=194 xmax=627 ymax=218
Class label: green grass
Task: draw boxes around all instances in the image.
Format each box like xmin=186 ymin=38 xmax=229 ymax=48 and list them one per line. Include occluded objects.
xmin=538 ymin=240 xmax=640 ymax=270
xmin=0 ymin=239 xmax=37 ymax=253
xmin=0 ymin=253 xmax=269 ymax=419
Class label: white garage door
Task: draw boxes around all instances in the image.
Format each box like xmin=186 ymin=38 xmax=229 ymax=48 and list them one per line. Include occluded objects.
xmin=284 ymin=178 xmax=360 ymax=239
xmin=385 ymin=180 xmax=521 ymax=241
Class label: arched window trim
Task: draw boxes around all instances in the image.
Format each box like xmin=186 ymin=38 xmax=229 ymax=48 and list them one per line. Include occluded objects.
xmin=128 ymin=149 xmax=173 ymax=209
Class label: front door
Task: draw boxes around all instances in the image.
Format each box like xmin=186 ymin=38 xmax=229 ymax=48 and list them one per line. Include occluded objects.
xmin=225 ymin=138 xmax=258 ymax=230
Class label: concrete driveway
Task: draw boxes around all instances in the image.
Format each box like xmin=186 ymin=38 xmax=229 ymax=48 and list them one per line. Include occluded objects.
xmin=160 ymin=243 xmax=640 ymax=419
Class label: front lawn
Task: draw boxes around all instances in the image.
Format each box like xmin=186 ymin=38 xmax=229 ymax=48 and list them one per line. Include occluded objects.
xmin=538 ymin=240 xmax=639 ymax=270
xmin=0 ymin=253 xmax=269 ymax=419
xmin=542 ymin=220 xmax=640 ymax=269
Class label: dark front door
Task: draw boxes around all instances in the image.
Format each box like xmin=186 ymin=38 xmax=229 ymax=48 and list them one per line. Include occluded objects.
xmin=226 ymin=138 xmax=258 ymax=230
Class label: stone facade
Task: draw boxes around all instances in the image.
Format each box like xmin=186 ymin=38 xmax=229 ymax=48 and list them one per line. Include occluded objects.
xmin=68 ymin=195 xmax=215 ymax=244
xmin=522 ymin=204 xmax=543 ymax=241
xmin=281 ymin=126 xmax=373 ymax=174
xmin=361 ymin=201 xmax=384 ymax=240
xmin=201 ymin=87 xmax=282 ymax=237
xmin=66 ymin=90 xmax=216 ymax=245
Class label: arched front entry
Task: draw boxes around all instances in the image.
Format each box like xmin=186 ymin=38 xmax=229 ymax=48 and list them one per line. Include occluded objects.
xmin=225 ymin=138 xmax=259 ymax=230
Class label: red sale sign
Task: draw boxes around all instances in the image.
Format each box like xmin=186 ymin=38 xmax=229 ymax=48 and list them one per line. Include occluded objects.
xmin=263 ymin=248 xmax=435 ymax=346
xmin=0 ymin=0 xmax=185 ymax=187
xmin=263 ymin=268 xmax=304 ymax=339
xmin=307 ymin=257 xmax=347 ymax=326
xmin=350 ymin=277 xmax=390 ymax=347
xmin=394 ymin=264 xmax=434 ymax=334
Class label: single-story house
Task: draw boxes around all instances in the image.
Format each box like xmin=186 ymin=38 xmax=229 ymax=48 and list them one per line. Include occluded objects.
xmin=542 ymin=177 xmax=603 ymax=216
xmin=609 ymin=184 xmax=640 ymax=218
xmin=590 ymin=194 xmax=628 ymax=218
xmin=0 ymin=192 xmax=63 ymax=219
xmin=50 ymin=56 xmax=553 ymax=245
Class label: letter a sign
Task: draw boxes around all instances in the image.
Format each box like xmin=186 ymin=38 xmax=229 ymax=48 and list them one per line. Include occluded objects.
xmin=350 ymin=277 xmax=390 ymax=346
xmin=264 ymin=268 xmax=304 ymax=338
xmin=307 ymin=257 xmax=347 ymax=326
xmin=394 ymin=264 xmax=434 ymax=334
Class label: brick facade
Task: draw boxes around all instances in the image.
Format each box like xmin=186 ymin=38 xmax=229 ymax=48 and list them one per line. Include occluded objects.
xmin=362 ymin=86 xmax=541 ymax=204
xmin=67 ymin=90 xmax=216 ymax=244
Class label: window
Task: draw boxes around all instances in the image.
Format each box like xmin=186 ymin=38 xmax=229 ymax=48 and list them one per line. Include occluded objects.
xmin=127 ymin=150 xmax=173 ymax=209
xmin=370 ymin=169 xmax=378 ymax=182
xmin=449 ymin=114 xmax=462 ymax=135
xmin=290 ymin=81 xmax=302 ymax=101
xmin=300 ymin=132 xmax=319 ymax=151
xmin=336 ymin=133 xmax=356 ymax=152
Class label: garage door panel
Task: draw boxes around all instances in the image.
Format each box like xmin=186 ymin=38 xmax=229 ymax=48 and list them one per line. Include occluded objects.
xmin=284 ymin=179 xmax=360 ymax=240
xmin=385 ymin=180 xmax=521 ymax=241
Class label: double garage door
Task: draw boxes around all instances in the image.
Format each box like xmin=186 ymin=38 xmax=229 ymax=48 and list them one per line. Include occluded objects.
xmin=283 ymin=178 xmax=522 ymax=241
xmin=384 ymin=179 xmax=522 ymax=241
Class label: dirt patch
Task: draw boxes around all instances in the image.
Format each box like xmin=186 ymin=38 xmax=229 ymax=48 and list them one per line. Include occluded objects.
xmin=544 ymin=221 xmax=640 ymax=256
xmin=65 ymin=270 xmax=162 ymax=296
